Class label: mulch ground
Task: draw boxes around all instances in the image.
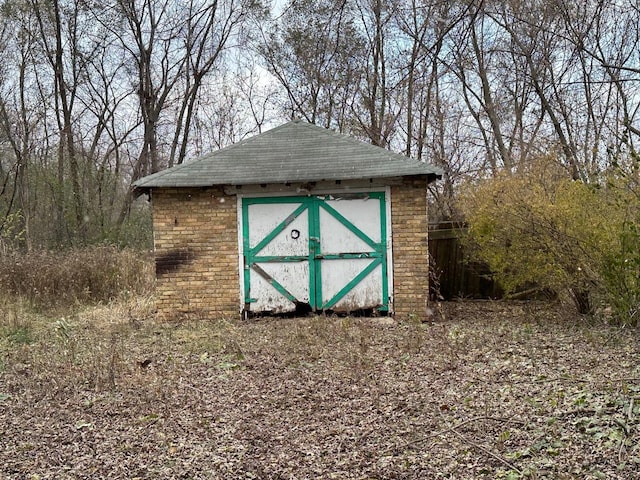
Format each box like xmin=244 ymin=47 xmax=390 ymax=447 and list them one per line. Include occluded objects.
xmin=1 ymin=301 xmax=639 ymax=479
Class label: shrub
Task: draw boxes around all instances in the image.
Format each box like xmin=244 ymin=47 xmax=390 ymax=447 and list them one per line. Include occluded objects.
xmin=0 ymin=246 xmax=154 ymax=309
xmin=460 ymin=157 xmax=640 ymax=324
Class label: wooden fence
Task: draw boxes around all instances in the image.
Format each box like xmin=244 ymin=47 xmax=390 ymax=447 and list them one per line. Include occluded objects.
xmin=428 ymin=222 xmax=503 ymax=300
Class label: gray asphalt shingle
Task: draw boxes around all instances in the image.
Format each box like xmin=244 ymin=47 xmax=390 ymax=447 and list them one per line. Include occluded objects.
xmin=133 ymin=120 xmax=442 ymax=189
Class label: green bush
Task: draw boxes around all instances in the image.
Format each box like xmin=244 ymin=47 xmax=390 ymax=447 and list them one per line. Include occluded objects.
xmin=460 ymin=157 xmax=640 ymax=324
xmin=0 ymin=246 xmax=154 ymax=309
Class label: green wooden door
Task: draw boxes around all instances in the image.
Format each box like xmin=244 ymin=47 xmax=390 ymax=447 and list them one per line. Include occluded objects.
xmin=241 ymin=192 xmax=388 ymax=314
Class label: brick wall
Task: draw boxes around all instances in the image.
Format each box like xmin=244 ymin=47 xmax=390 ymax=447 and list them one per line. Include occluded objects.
xmin=391 ymin=178 xmax=429 ymax=319
xmin=151 ymin=187 xmax=239 ymax=319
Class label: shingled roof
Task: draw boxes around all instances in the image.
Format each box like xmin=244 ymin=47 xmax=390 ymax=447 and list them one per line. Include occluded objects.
xmin=133 ymin=120 xmax=442 ymax=190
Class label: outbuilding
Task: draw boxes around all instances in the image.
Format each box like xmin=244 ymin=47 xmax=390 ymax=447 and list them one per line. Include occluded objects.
xmin=134 ymin=120 xmax=441 ymax=319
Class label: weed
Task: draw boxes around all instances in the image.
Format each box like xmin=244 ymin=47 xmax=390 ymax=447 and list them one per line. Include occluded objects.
xmin=80 ymin=332 xmax=123 ymax=391
xmin=394 ymin=322 xmax=425 ymax=354
xmin=1 ymin=298 xmax=36 ymax=345
xmin=54 ymin=317 xmax=72 ymax=342
xmin=7 ymin=326 xmax=33 ymax=345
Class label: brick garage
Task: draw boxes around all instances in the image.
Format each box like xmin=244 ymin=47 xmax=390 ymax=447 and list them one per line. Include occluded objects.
xmin=135 ymin=121 xmax=441 ymax=320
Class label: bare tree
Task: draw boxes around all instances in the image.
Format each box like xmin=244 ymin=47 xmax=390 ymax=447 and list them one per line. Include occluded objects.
xmin=351 ymin=0 xmax=401 ymax=146
xmin=1 ymin=0 xmax=640 ymax=249
xmin=88 ymin=0 xmax=264 ymax=228
xmin=28 ymin=0 xmax=100 ymax=241
xmin=260 ymin=0 xmax=365 ymax=131
xmin=555 ymin=0 xmax=640 ymax=171
xmin=169 ymin=0 xmax=262 ymax=167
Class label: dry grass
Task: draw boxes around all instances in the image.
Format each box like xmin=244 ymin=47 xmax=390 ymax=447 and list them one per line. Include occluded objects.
xmin=0 ymin=246 xmax=153 ymax=309
xmin=1 ymin=299 xmax=639 ymax=479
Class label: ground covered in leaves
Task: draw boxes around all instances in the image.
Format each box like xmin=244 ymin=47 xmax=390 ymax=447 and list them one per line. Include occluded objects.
xmin=1 ymin=300 xmax=639 ymax=479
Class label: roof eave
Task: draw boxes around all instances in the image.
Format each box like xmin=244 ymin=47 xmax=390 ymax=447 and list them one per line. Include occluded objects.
xmin=133 ymin=170 xmax=442 ymax=194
